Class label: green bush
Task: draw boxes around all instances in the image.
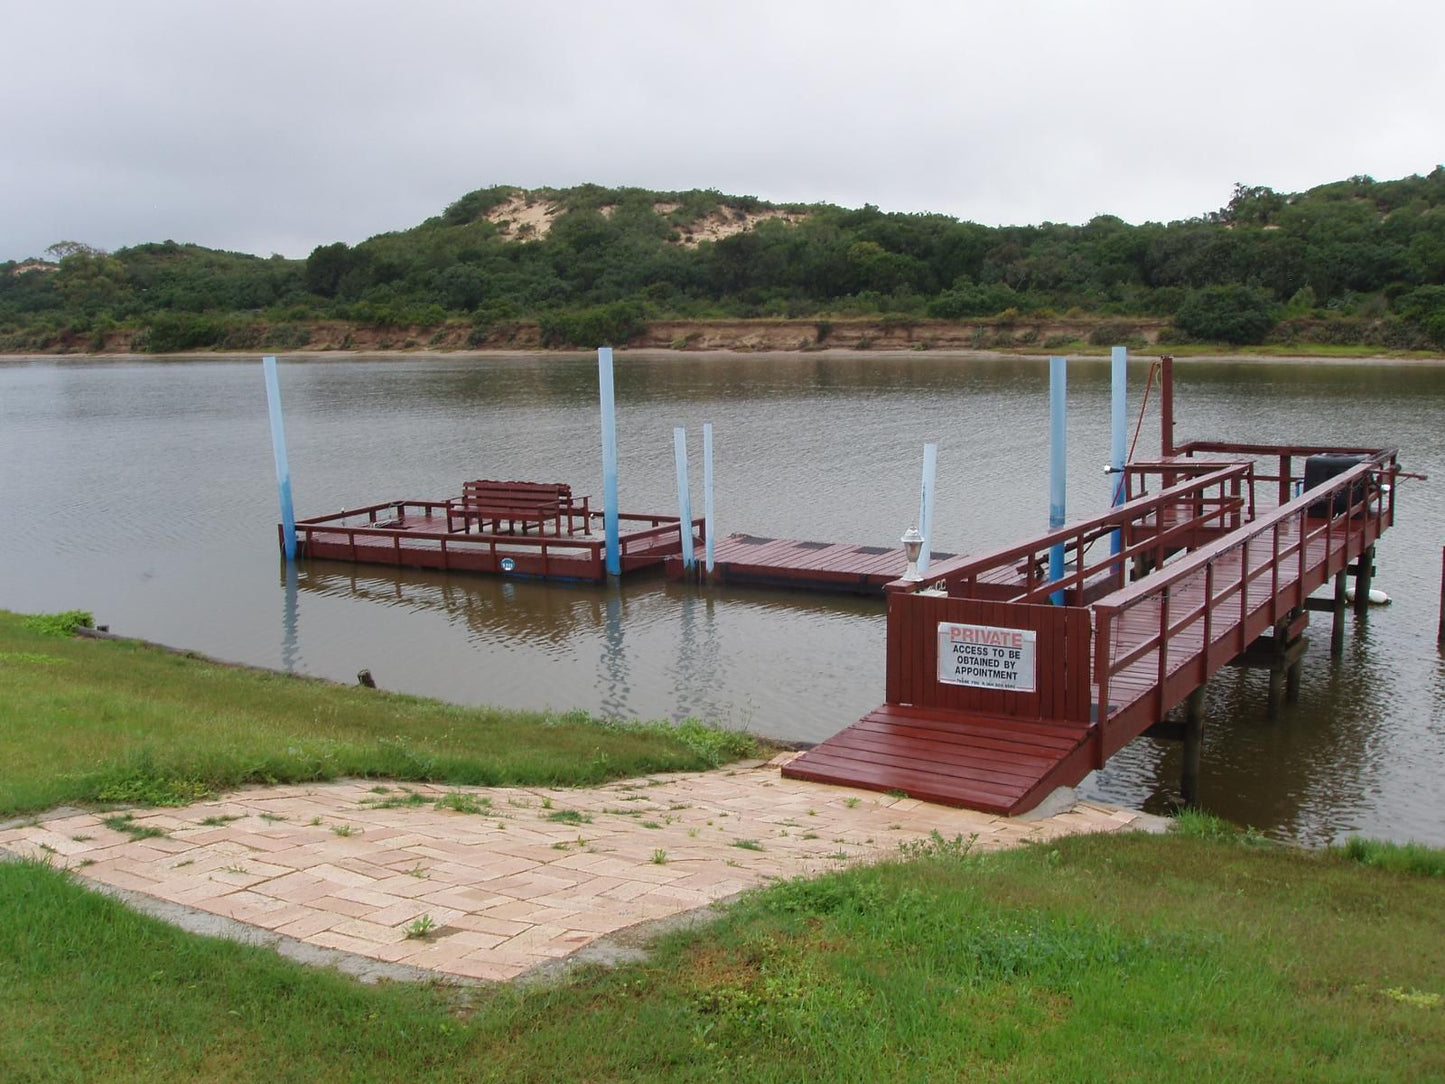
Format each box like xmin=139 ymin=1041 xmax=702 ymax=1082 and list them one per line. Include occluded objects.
xmin=537 ymin=301 xmax=647 ymax=347
xmin=1173 ymin=285 xmax=1276 ymax=345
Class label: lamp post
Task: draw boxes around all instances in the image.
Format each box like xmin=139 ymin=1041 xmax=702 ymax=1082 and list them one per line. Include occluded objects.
xmin=901 ymin=526 xmax=924 ymax=582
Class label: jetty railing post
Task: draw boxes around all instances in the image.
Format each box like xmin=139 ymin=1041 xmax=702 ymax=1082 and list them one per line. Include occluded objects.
xmin=1438 ymin=545 xmax=1444 ymax=645
xmin=918 ymin=442 xmax=937 ymax=578
xmin=598 ymin=347 xmax=621 ymax=577
xmin=674 ymin=426 xmax=694 ymax=572
xmin=262 ymin=355 xmax=297 ymax=561
xmin=1109 ymin=346 xmax=1127 ymax=562
xmin=1048 ymin=356 xmax=1067 ymax=604
xmin=703 ymin=422 xmax=716 ymax=576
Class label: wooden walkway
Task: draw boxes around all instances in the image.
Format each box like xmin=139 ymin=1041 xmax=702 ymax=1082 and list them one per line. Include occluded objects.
xmin=785 ymin=454 xmax=1400 ymax=814
xmin=666 ymin=534 xmax=964 ymax=594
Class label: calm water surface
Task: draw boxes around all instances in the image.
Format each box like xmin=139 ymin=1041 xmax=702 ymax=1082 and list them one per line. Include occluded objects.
xmin=2 ymin=352 xmax=1441 ymax=846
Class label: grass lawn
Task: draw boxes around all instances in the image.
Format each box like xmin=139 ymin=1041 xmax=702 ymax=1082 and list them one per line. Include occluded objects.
xmin=0 ymin=610 xmax=755 ymax=815
xmin=1 ymin=826 xmax=1441 ymax=1082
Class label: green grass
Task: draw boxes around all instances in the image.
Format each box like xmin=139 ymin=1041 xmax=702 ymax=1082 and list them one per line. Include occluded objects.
xmin=0 ymin=610 xmax=758 ymax=815
xmin=4 ymin=825 xmax=1443 ymax=1082
xmin=1336 ymin=835 xmax=1445 ymax=877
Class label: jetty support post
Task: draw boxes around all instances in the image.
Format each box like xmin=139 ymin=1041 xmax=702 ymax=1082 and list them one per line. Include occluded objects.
xmin=1438 ymin=546 xmax=1444 ymax=645
xmin=263 ymin=355 xmax=297 ymax=561
xmin=703 ymin=422 xmax=716 ymax=576
xmin=1331 ymin=568 xmax=1348 ymax=657
xmin=1353 ymin=543 xmax=1376 ymax=618
xmin=1109 ymin=346 xmax=1127 ymax=562
xmin=598 ymin=348 xmax=621 ymax=577
xmin=1048 ymin=356 xmax=1067 ymax=604
xmin=674 ymin=426 xmax=694 ymax=572
xmin=918 ymin=442 xmax=937 ymax=578
xmin=1181 ymin=686 xmax=1206 ymax=807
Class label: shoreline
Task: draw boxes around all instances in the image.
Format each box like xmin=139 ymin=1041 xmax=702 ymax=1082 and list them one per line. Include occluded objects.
xmin=4 ymin=346 xmax=1444 ymax=366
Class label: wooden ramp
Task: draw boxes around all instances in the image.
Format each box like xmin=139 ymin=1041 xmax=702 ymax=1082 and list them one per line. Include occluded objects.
xmin=784 ymin=704 xmax=1092 ymax=815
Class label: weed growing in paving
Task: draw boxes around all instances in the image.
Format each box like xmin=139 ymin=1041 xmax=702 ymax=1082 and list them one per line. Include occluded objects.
xmin=651 ymin=849 xmax=668 ymax=865
xmin=641 ymin=820 xmax=662 ymax=830
xmin=258 ymin=812 xmax=286 ymax=823
xmin=404 ymin=914 xmax=436 ymax=939
xmin=546 ymin=810 xmax=591 ymax=826
xmin=731 ymin=839 xmax=764 ymax=852
xmin=898 ymin=830 xmax=978 ymax=861
xmin=329 ymin=824 xmax=356 ymax=837
xmin=844 ymin=797 xmax=860 ymax=809
xmin=364 ymin=791 xmax=430 ymax=810
xmin=198 ymin=814 xmax=243 ymax=827
xmin=99 ymin=814 xmax=166 ymax=841
xmin=434 ymin=792 xmax=490 ymax=815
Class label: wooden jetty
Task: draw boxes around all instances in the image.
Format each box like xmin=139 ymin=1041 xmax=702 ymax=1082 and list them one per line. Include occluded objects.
xmin=784 ymin=445 xmax=1405 ymax=814
xmin=288 ymin=479 xmax=701 ymax=583
xmin=666 ymin=534 xmax=965 ymax=595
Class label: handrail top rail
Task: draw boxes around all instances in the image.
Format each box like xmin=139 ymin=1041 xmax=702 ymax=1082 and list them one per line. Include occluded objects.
xmin=1094 ymin=459 xmax=1389 ymax=615
xmin=902 ymin=462 xmax=1251 ymax=592
xmin=1176 ymin=439 xmax=1398 ymax=462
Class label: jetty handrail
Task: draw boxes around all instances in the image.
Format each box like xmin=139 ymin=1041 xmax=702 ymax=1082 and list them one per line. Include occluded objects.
xmin=296 ymin=500 xmax=452 ymax=526
xmin=1092 ymin=459 xmax=1396 ymax=751
xmin=1174 ymin=440 xmax=1398 ymax=506
xmin=899 ymin=462 xmax=1253 ymax=602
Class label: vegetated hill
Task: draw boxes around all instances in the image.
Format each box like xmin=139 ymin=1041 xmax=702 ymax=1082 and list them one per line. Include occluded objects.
xmin=3 ymin=171 xmax=1444 ymax=354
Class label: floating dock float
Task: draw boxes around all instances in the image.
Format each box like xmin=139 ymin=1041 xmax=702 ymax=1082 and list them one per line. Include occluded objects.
xmin=666 ymin=534 xmax=963 ymax=595
xmin=287 ymin=479 xmax=700 ymax=583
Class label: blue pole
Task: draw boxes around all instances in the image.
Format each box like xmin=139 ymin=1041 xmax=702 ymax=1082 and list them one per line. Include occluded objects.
xmin=1048 ymin=356 xmax=1067 ymax=604
xmin=263 ymin=355 xmax=296 ymax=561
xmin=1110 ymin=346 xmax=1128 ymax=558
xmin=918 ymin=442 xmax=937 ymax=577
xmin=703 ymin=422 xmax=716 ymax=575
xmin=598 ymin=348 xmax=620 ymax=576
xmin=673 ymin=426 xmax=694 ymax=571
xmin=673 ymin=427 xmax=690 ymax=572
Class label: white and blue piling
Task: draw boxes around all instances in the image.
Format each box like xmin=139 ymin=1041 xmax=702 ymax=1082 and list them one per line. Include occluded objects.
xmin=1048 ymin=356 xmax=1067 ymax=604
xmin=1110 ymin=346 xmax=1128 ymax=558
xmin=917 ymin=442 xmax=937 ymax=578
xmin=598 ymin=347 xmax=621 ymax=576
xmin=703 ymin=422 xmax=716 ymax=576
xmin=674 ymin=426 xmax=694 ymax=573
xmin=263 ymin=355 xmax=297 ymax=561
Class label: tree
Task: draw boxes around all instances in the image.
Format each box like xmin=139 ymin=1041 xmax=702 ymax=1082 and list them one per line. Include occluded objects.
xmin=1174 ymin=285 xmax=1276 ymax=344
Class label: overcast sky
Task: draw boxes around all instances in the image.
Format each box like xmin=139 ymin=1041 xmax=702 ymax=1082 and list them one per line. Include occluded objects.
xmin=4 ymin=0 xmax=1442 ymax=262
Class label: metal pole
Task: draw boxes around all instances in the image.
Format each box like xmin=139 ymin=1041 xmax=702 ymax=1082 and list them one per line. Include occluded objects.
xmin=1110 ymin=346 xmax=1127 ymax=557
xmin=1049 ymin=356 xmax=1067 ymax=604
xmin=598 ymin=347 xmax=620 ymax=576
xmin=262 ymin=355 xmax=297 ymax=561
xmin=674 ymin=427 xmax=693 ymax=571
xmin=703 ymin=422 xmax=716 ymax=576
xmin=1160 ymin=354 xmax=1175 ymax=457
xmin=918 ymin=442 xmax=937 ymax=578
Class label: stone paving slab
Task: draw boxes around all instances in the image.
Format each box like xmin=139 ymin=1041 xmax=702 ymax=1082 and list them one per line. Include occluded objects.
xmin=0 ymin=754 xmax=1164 ymax=983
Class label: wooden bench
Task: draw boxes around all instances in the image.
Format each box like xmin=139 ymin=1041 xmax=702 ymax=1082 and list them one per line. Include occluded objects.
xmin=446 ymin=480 xmax=590 ymax=536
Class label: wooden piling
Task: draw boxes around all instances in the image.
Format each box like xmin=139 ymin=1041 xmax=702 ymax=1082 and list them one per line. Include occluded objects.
xmin=1181 ymin=686 xmax=1205 ymax=807
xmin=1354 ymin=543 xmax=1375 ymax=617
xmin=1438 ymin=546 xmax=1444 ymax=645
xmin=1331 ymin=568 xmax=1348 ymax=657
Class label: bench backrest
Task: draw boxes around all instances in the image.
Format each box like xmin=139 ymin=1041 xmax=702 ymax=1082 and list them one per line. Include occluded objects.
xmin=459 ymin=480 xmax=571 ymax=510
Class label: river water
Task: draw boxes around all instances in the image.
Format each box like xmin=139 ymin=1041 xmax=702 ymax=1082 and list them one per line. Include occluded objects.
xmin=2 ymin=352 xmax=1441 ymax=846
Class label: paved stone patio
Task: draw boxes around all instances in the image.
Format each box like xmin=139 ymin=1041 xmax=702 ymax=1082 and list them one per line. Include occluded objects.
xmin=0 ymin=754 xmax=1158 ymax=982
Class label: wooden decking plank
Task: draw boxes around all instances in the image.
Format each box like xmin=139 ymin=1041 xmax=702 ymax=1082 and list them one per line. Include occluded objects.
xmin=795 ymin=741 xmax=1039 ymax=793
